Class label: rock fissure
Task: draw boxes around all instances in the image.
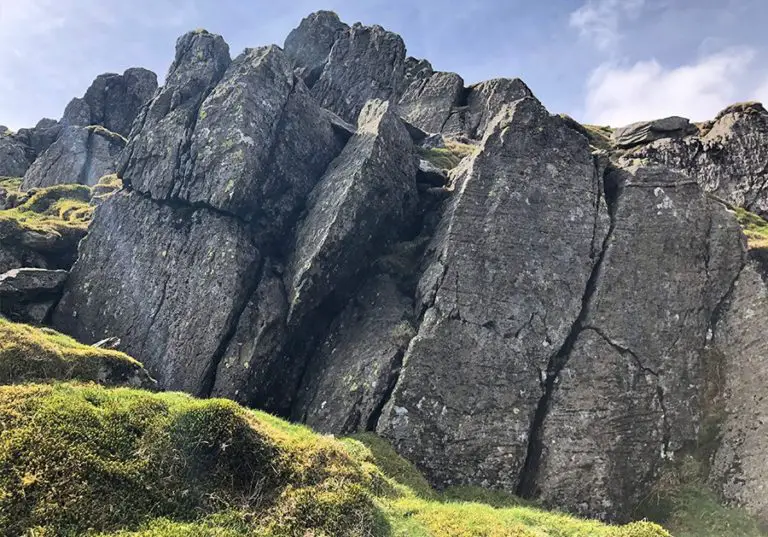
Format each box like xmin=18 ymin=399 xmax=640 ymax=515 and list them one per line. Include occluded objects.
xmin=516 ymin=166 xmax=620 ymax=499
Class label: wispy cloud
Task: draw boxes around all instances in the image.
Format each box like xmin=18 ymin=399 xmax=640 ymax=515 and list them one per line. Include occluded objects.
xmin=569 ymin=0 xmax=645 ymax=52
xmin=583 ymin=48 xmax=762 ymax=125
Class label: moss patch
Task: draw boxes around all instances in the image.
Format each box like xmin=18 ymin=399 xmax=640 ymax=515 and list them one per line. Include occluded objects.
xmin=0 ymin=381 xmax=673 ymax=537
xmin=418 ymin=140 xmax=477 ymax=171
xmin=0 ymin=317 xmax=153 ymax=387
xmin=733 ymin=206 xmax=768 ymax=250
xmin=92 ymin=174 xmax=124 ymax=205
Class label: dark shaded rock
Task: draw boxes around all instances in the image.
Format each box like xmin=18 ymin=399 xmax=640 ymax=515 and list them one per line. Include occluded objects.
xmin=62 ymin=68 xmax=158 ymax=136
xmin=0 ymin=132 xmax=31 ymax=177
xmin=21 ymin=126 xmax=125 ymax=189
xmin=119 ymin=30 xmax=231 ymax=199
xmin=612 ymin=116 xmax=697 ymax=149
xmin=287 ymin=99 xmax=418 ymax=328
xmin=284 ymin=10 xmax=349 ymax=85
xmin=398 ymin=59 xmax=465 ymax=133
xmin=630 ymin=103 xmax=768 ymax=218
xmin=710 ymin=261 xmax=768 ymax=524
xmin=53 ymin=191 xmax=261 ymax=395
xmin=377 ymin=97 xmax=608 ymax=492
xmin=177 ymin=46 xmax=346 ymax=226
xmin=0 ymin=268 xmax=68 ymax=323
xmin=417 ymin=159 xmax=448 ymax=187
xmin=14 ymin=118 xmax=63 ymax=159
xmin=442 ymin=78 xmax=534 ymax=139
xmin=295 ymin=274 xmax=415 ymax=434
xmin=311 ymin=23 xmax=407 ymax=123
xmin=535 ymin=165 xmax=744 ymax=520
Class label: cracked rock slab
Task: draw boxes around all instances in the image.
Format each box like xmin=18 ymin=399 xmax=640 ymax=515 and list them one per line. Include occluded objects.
xmin=377 ymin=97 xmax=607 ymax=492
xmin=53 ymin=190 xmax=261 ymax=395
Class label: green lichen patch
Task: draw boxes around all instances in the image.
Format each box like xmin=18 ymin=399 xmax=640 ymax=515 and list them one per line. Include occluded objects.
xmin=0 ymin=317 xmax=153 ymax=387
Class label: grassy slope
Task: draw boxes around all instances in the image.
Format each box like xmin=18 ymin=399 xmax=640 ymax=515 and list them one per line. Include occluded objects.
xmin=733 ymin=206 xmax=768 ymax=250
xmin=0 ymin=317 xmax=153 ymax=387
xmin=0 ymin=380 xmax=669 ymax=537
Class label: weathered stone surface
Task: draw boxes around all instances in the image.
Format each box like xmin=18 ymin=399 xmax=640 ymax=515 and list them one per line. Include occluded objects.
xmin=535 ymin=165 xmax=744 ymax=520
xmin=711 ymin=260 xmax=768 ymax=523
xmin=442 ymin=78 xmax=534 ymax=139
xmin=287 ymin=99 xmax=418 ymax=328
xmin=0 ymin=216 xmax=84 ymax=275
xmin=377 ymin=98 xmax=608 ymax=492
xmin=284 ymin=10 xmax=349 ymax=85
xmin=612 ymin=116 xmax=697 ymax=148
xmin=311 ymin=23 xmax=406 ymax=123
xmin=53 ymin=191 xmax=261 ymax=395
xmin=178 ymin=46 xmax=346 ymax=226
xmin=119 ymin=30 xmax=231 ymax=199
xmin=398 ymin=59 xmax=464 ymax=133
xmin=295 ymin=274 xmax=415 ymax=433
xmin=14 ymin=118 xmax=62 ymax=159
xmin=0 ymin=268 xmax=68 ymax=323
xmin=62 ymin=68 xmax=158 ymax=136
xmin=0 ymin=132 xmax=31 ymax=177
xmin=22 ymin=126 xmax=125 ymax=189
xmin=630 ymin=102 xmax=768 ymax=218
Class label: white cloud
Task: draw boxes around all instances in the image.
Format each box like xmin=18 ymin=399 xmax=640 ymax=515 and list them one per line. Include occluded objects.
xmin=583 ymin=48 xmax=765 ymax=126
xmin=570 ymin=0 xmax=645 ymax=52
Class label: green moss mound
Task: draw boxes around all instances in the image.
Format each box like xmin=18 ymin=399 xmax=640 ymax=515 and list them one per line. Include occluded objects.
xmin=0 ymin=383 xmax=672 ymax=537
xmin=733 ymin=206 xmax=768 ymax=250
xmin=0 ymin=317 xmax=153 ymax=387
xmin=418 ymin=140 xmax=477 ymax=171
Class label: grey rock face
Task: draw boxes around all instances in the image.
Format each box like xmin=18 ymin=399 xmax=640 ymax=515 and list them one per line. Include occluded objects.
xmin=287 ymin=99 xmax=417 ymax=327
xmin=296 ymin=274 xmax=415 ymax=433
xmin=62 ymin=68 xmax=158 ymax=136
xmin=0 ymin=132 xmax=31 ymax=177
xmin=612 ymin=116 xmax=697 ymax=148
xmin=120 ymin=30 xmax=231 ymax=199
xmin=21 ymin=126 xmax=125 ymax=189
xmin=53 ymin=191 xmax=261 ymax=395
xmin=311 ymin=23 xmax=406 ymax=123
xmin=710 ymin=260 xmax=768 ymax=524
xmin=0 ymin=268 xmax=68 ymax=323
xmin=442 ymin=78 xmax=534 ymax=139
xmin=630 ymin=103 xmax=768 ymax=218
xmin=284 ymin=10 xmax=349 ymax=84
xmin=398 ymin=59 xmax=465 ymax=133
xmin=14 ymin=118 xmax=63 ymax=159
xmin=535 ymin=165 xmax=744 ymax=520
xmin=179 ymin=46 xmax=345 ymax=225
xmin=377 ymin=97 xmax=607 ymax=492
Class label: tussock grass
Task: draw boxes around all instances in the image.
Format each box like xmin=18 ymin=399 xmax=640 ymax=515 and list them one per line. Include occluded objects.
xmin=734 ymin=206 xmax=768 ymax=250
xmin=418 ymin=140 xmax=477 ymax=170
xmin=0 ymin=184 xmax=93 ymax=242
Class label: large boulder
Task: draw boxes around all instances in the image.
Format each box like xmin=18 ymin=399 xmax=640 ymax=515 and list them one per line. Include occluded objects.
xmin=397 ymin=58 xmax=465 ymax=133
xmin=212 ymin=99 xmax=418 ymax=410
xmin=311 ymin=23 xmax=406 ymax=123
xmin=630 ymin=102 xmax=768 ymax=218
xmin=534 ymin=165 xmax=744 ymax=520
xmin=21 ymin=126 xmax=125 ymax=189
xmin=442 ymin=78 xmax=534 ymax=139
xmin=284 ymin=10 xmax=349 ymax=85
xmin=377 ymin=97 xmax=609 ymax=493
xmin=53 ymin=191 xmax=261 ymax=395
xmin=62 ymin=68 xmax=158 ymax=136
xmin=0 ymin=268 xmax=68 ymax=324
xmin=14 ymin=118 xmax=63 ymax=159
xmin=612 ymin=116 xmax=697 ymax=149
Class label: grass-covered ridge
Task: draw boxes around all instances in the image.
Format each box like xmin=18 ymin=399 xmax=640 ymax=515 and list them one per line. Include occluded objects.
xmin=0 ymin=317 xmax=153 ymax=387
xmin=0 ymin=382 xmax=671 ymax=537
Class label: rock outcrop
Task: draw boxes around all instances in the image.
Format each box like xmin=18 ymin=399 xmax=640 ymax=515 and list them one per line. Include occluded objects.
xmin=612 ymin=116 xmax=697 ymax=148
xmin=61 ymin=68 xmax=158 ymax=136
xmin=0 ymin=130 xmax=31 ymax=177
xmin=627 ymin=103 xmax=768 ymax=218
xmin=41 ymin=11 xmax=768 ymax=526
xmin=22 ymin=126 xmax=125 ymax=189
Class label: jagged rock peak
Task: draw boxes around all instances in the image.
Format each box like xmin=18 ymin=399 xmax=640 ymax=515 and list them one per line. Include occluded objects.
xmin=166 ymin=29 xmax=231 ymax=90
xmin=61 ymin=67 xmax=158 ymax=136
xmin=284 ymin=10 xmax=349 ymax=82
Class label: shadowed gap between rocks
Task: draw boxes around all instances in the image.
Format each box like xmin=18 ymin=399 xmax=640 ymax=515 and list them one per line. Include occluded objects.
xmin=516 ymin=160 xmax=621 ymax=498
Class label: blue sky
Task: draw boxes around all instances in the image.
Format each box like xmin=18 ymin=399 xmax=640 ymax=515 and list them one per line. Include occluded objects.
xmin=1 ymin=0 xmax=767 ymax=130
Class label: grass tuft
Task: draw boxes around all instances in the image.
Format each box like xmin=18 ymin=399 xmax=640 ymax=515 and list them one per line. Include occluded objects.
xmin=418 ymin=140 xmax=477 ymax=171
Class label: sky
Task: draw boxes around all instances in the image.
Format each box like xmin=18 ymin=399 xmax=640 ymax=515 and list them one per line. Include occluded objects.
xmin=1 ymin=0 xmax=767 ymax=130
